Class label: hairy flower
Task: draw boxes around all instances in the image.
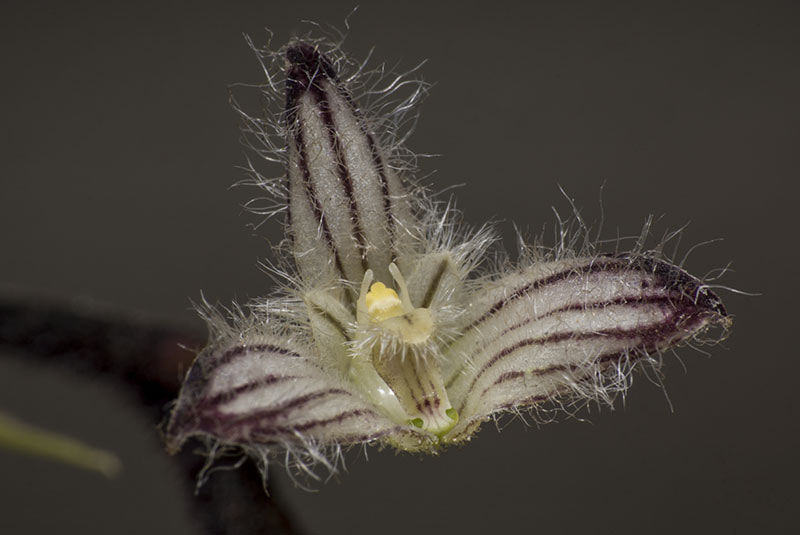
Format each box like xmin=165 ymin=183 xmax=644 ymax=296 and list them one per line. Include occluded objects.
xmin=165 ymin=37 xmax=730 ymax=483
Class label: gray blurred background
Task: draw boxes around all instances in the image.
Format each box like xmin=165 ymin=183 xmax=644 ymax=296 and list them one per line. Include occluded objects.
xmin=1 ymin=1 xmax=797 ymax=533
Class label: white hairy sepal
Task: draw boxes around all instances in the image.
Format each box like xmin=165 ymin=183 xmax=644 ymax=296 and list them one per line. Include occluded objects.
xmin=441 ymin=254 xmax=729 ymax=441
xmin=164 ymin=327 xmax=440 ymax=483
xmin=274 ymin=41 xmax=425 ymax=290
xmin=166 ymin=335 xmax=389 ymax=450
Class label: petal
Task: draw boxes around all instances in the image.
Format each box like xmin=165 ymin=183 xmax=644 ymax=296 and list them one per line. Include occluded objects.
xmin=165 ymin=334 xmax=407 ymax=453
xmin=443 ymin=255 xmax=729 ymax=441
xmin=285 ymin=42 xmax=418 ymax=288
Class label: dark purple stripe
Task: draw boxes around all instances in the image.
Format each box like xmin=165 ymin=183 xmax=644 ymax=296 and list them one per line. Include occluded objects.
xmin=461 ymin=294 xmax=676 ymax=372
xmin=416 ymin=359 xmax=437 ymax=411
xmin=479 ymin=348 xmax=644 ymax=410
xmin=223 ymin=388 xmax=353 ymax=429
xmin=283 ymin=408 xmax=373 ymax=433
xmin=284 ymin=42 xmax=416 ymax=272
xmin=309 ymin=303 xmax=352 ymax=341
xmin=420 ymin=257 xmax=449 ymax=308
xmin=466 ymin=255 xmax=726 ymax=336
xmin=285 ymin=42 xmax=338 ymax=111
xmin=294 ymin=124 xmax=347 ymax=280
xmin=482 ymin=350 xmax=629 ymax=396
xmin=457 ymin=309 xmax=711 ymax=413
xmin=446 ymin=293 xmax=672 ymax=390
xmin=285 ymin=42 xmax=347 ymax=281
xmin=619 ymin=254 xmax=727 ymax=316
xmin=199 ymin=374 xmax=296 ymax=408
xmin=315 ymin=89 xmax=369 ymax=273
xmin=364 ymin=131 xmax=396 ymax=262
xmin=489 ymin=370 xmax=526 ymax=389
xmin=172 ymin=385 xmax=348 ymax=446
xmin=252 ymin=409 xmax=393 ymax=442
xmin=497 ymin=393 xmax=550 ymax=411
xmin=211 ymin=343 xmax=301 ymax=371
xmin=466 ymin=259 xmax=627 ymax=331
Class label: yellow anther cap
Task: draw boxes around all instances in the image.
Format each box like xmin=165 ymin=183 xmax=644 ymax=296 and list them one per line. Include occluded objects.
xmin=365 ymin=282 xmax=404 ymax=321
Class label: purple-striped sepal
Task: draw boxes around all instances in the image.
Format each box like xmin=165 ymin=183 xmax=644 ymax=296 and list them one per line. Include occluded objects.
xmin=165 ymin=334 xmax=432 ymax=460
xmin=441 ymin=255 xmax=729 ymax=442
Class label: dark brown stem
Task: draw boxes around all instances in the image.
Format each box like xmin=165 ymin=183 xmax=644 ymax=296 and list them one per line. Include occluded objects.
xmin=0 ymin=297 xmax=302 ymax=535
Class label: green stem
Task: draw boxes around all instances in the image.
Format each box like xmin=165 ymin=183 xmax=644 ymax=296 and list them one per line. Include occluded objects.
xmin=0 ymin=411 xmax=121 ymax=478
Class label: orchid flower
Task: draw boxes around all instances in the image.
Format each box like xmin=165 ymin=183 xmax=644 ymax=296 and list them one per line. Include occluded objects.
xmin=165 ymin=38 xmax=730 ymax=483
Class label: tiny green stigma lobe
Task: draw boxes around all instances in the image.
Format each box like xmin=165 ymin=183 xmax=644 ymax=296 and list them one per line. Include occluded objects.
xmin=410 ymin=418 xmax=424 ymax=428
xmin=431 ymin=407 xmax=458 ymax=438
